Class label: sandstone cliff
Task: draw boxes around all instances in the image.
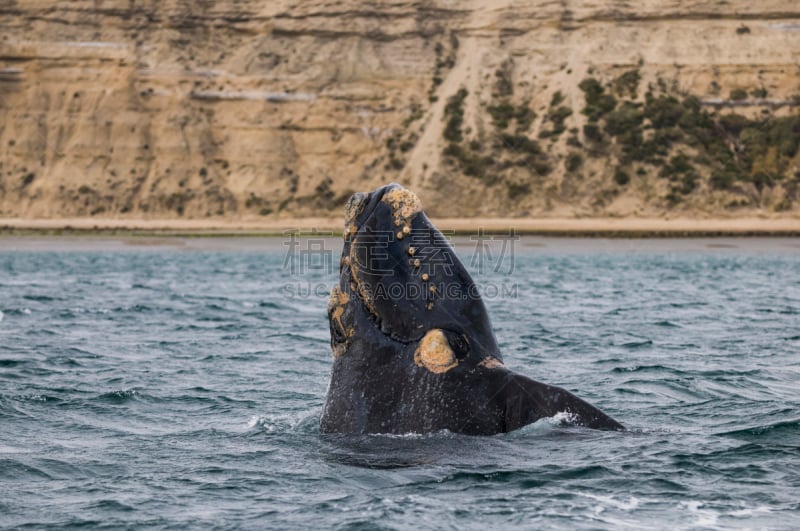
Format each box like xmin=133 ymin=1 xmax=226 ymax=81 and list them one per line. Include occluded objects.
xmin=1 ymin=0 xmax=799 ymax=220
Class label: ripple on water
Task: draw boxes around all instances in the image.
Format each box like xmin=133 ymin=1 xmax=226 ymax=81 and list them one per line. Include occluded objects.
xmin=717 ymin=418 xmax=800 ymax=445
xmin=95 ymin=389 xmax=142 ymax=403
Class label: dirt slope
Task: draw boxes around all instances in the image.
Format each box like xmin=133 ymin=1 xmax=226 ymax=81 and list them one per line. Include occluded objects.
xmin=0 ymin=0 xmax=798 ymax=220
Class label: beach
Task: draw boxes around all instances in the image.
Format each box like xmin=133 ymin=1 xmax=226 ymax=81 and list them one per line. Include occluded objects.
xmin=2 ymin=216 xmax=800 ymax=237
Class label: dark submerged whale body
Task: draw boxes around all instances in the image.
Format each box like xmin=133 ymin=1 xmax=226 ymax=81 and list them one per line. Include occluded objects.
xmin=320 ymin=183 xmax=623 ymax=435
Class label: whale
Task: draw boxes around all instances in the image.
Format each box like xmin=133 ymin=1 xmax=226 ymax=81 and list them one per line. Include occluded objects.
xmin=319 ymin=183 xmax=623 ymax=435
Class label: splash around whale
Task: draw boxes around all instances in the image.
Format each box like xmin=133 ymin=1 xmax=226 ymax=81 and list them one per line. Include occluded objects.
xmin=320 ymin=183 xmax=623 ymax=435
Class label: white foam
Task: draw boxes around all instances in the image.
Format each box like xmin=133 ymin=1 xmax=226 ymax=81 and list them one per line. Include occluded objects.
xmin=0 ymin=444 xmax=31 ymax=454
xmin=0 ymin=310 xmax=4 ymax=322
xmin=583 ymin=493 xmax=641 ymax=512
xmin=246 ymin=411 xmax=317 ymax=433
xmin=729 ymin=506 xmax=773 ymax=517
xmin=547 ymin=410 xmax=580 ymax=425
xmin=681 ymin=501 xmax=719 ymax=527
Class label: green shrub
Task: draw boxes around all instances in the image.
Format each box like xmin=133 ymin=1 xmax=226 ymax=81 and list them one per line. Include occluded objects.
xmin=443 ymin=142 xmax=492 ymax=178
xmin=665 ymin=153 xmax=693 ymax=175
xmin=443 ymin=143 xmax=464 ymax=160
xmin=710 ymin=171 xmax=735 ymax=190
xmin=514 ymin=105 xmax=536 ymax=132
xmin=615 ymin=70 xmax=640 ymax=98
xmin=487 ymin=101 xmax=515 ymax=130
xmin=718 ymin=114 xmax=750 ymax=135
xmin=399 ymin=138 xmax=416 ymax=152
xmin=579 ymin=78 xmax=604 ymax=100
xmin=500 ymin=134 xmax=541 ymax=155
xmin=403 ymin=109 xmax=424 ymax=127
xmin=749 ymin=172 xmax=774 ymax=192
xmin=443 ymin=88 xmax=468 ymax=142
xmin=580 ymin=78 xmax=617 ymax=121
xmin=494 ymin=64 xmax=514 ymax=98
xmin=549 ymin=106 xmax=573 ymax=125
xmin=644 ymin=94 xmax=683 ymax=129
xmin=566 ymin=135 xmax=582 ymax=148
xmin=613 ymin=167 xmax=630 ymax=186
xmin=767 ymin=115 xmax=800 ymax=158
xmin=566 ymin=152 xmax=583 ymax=172
xmin=506 ymin=181 xmax=531 ymax=198
xmin=604 ymin=102 xmax=643 ymax=136
xmin=540 ymin=105 xmax=572 ymax=138
xmin=729 ymin=88 xmax=748 ymax=101
xmin=461 ymin=154 xmax=493 ymax=177
xmin=388 ymin=156 xmax=404 ymax=170
xmin=586 ymin=96 xmax=616 ymax=122
xmin=583 ymin=123 xmax=603 ymax=142
xmin=677 ymin=172 xmax=698 ymax=194
xmin=618 ymin=129 xmax=644 ymax=160
xmin=530 ymin=159 xmax=552 ymax=176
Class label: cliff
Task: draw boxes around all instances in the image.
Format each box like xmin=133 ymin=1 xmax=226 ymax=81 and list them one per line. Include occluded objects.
xmin=1 ymin=0 xmax=799 ymax=220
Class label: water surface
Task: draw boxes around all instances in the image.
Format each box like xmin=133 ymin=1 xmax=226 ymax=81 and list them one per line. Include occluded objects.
xmin=1 ymin=237 xmax=798 ymax=529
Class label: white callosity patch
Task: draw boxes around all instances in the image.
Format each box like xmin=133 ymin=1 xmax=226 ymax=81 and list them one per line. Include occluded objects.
xmin=414 ymin=329 xmax=458 ymax=374
xmin=343 ymin=192 xmax=367 ymax=238
xmin=381 ymin=187 xmax=422 ymax=230
xmin=328 ymin=286 xmax=351 ymax=358
xmin=478 ymin=357 xmax=504 ymax=369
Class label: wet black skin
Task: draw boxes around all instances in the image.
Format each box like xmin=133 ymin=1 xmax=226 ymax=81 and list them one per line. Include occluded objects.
xmin=319 ymin=183 xmax=623 ymax=435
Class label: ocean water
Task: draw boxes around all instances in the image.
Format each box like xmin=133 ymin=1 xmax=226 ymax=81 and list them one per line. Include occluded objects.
xmin=1 ymin=236 xmax=799 ymax=529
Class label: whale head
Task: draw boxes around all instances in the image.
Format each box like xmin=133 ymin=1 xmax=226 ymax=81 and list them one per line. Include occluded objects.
xmin=328 ymin=183 xmax=502 ymax=371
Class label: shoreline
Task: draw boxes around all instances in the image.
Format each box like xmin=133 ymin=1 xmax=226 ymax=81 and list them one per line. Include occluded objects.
xmin=1 ymin=216 xmax=800 ymax=238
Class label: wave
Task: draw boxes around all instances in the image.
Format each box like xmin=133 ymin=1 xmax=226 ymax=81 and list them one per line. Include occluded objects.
xmin=717 ymin=418 xmax=800 ymax=443
xmin=96 ymin=389 xmax=142 ymax=403
xmin=0 ymin=459 xmax=54 ymax=480
xmin=612 ymin=364 xmax=683 ymax=374
xmin=653 ymin=320 xmax=682 ymax=328
xmin=619 ymin=340 xmax=654 ymax=349
xmin=22 ymin=294 xmax=65 ymax=302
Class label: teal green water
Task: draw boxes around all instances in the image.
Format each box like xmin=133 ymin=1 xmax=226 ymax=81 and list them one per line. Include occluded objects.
xmin=1 ymin=238 xmax=798 ymax=529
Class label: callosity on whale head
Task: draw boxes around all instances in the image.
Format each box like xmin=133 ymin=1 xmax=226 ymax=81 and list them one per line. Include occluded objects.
xmin=320 ymin=183 xmax=623 ymax=435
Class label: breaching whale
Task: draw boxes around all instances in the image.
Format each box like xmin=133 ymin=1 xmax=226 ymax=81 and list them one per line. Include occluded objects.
xmin=320 ymin=183 xmax=623 ymax=435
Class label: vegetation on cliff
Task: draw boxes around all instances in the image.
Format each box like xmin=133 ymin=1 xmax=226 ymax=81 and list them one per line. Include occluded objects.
xmin=435 ymin=64 xmax=799 ymax=214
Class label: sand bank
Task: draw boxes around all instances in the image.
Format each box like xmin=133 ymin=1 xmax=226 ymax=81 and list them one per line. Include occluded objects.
xmin=1 ymin=217 xmax=799 ymax=237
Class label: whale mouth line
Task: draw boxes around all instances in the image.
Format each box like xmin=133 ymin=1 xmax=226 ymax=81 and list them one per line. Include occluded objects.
xmin=346 ymin=262 xmax=416 ymax=346
xmin=342 ymin=186 xmax=427 ymax=345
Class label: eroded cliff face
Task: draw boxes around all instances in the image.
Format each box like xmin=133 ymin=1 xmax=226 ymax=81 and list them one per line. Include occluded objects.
xmin=1 ymin=0 xmax=799 ymax=219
